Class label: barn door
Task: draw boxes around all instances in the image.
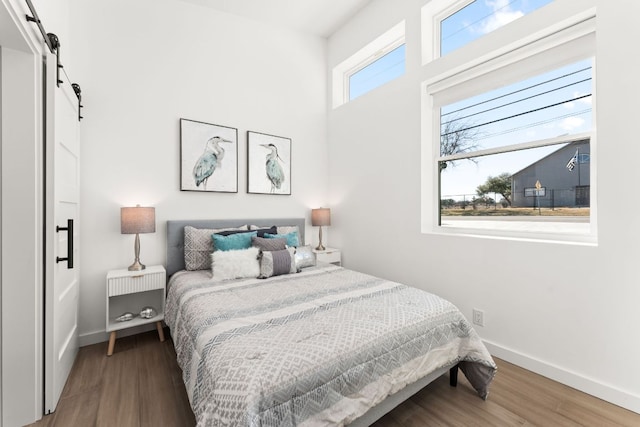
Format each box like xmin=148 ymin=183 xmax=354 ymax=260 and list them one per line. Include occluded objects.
xmin=44 ymin=50 xmax=80 ymax=413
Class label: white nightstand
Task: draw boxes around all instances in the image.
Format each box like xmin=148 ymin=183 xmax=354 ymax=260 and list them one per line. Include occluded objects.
xmin=313 ymin=247 xmax=341 ymax=266
xmin=106 ymin=265 xmax=166 ymax=356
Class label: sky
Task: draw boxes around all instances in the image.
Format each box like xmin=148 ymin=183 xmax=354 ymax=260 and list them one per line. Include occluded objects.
xmin=349 ymin=44 xmax=406 ymax=101
xmin=344 ymin=0 xmax=590 ymax=200
xmin=440 ymin=58 xmax=592 ymax=198
xmin=438 ymin=0 xmax=593 ymax=199
xmin=441 ymin=0 xmax=554 ymax=56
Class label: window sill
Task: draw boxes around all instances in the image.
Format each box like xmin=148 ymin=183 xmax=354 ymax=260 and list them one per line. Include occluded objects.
xmin=429 ymin=218 xmax=597 ymax=246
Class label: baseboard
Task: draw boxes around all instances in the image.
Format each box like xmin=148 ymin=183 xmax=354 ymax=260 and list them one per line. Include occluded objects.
xmin=484 ymin=340 xmax=640 ymax=415
xmin=79 ymin=323 xmax=159 ymax=347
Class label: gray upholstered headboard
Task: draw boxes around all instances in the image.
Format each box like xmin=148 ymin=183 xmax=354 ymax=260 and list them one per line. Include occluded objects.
xmin=166 ymin=218 xmax=306 ymax=277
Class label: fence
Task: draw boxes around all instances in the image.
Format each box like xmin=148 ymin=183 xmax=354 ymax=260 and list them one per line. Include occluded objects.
xmin=441 ymin=187 xmax=590 ymax=210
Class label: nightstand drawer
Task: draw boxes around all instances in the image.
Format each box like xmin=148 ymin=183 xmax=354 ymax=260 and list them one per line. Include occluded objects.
xmin=318 ymin=251 xmax=341 ymax=264
xmin=106 ymin=265 xmax=166 ymax=296
xmin=313 ymin=248 xmax=341 ymax=265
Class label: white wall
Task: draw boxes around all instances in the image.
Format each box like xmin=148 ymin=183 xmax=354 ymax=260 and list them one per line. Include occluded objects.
xmin=328 ymin=0 xmax=640 ymax=414
xmin=69 ymin=0 xmax=329 ymax=344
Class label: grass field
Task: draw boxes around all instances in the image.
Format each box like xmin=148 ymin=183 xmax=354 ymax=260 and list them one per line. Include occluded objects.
xmin=441 ymin=207 xmax=590 ymax=217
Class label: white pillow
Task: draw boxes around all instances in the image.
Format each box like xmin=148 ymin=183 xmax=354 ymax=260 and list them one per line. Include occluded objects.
xmin=211 ymin=247 xmax=260 ymax=281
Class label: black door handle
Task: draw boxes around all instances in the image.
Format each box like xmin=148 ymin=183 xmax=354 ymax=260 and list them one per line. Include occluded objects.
xmin=56 ymin=219 xmax=74 ymax=269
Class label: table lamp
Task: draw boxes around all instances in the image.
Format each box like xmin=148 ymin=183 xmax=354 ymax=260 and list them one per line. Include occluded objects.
xmin=121 ymin=205 xmax=155 ymax=271
xmin=311 ymin=208 xmax=331 ymax=251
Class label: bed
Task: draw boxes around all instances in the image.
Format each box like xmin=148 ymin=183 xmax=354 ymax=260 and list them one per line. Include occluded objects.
xmin=165 ymin=218 xmax=497 ymax=426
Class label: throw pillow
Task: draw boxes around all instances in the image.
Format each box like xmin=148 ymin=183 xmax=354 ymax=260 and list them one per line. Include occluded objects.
xmin=258 ymin=247 xmax=297 ymax=278
xmin=211 ymin=247 xmax=260 ymax=280
xmin=252 ymin=236 xmax=287 ymax=252
xmin=212 ymin=231 xmax=257 ymax=252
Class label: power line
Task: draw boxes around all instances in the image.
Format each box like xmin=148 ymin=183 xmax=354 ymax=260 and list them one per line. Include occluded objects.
xmin=440 ymin=94 xmax=592 ymax=137
xmin=473 ymin=108 xmax=591 ymax=141
xmin=442 ymin=78 xmax=592 ymax=126
xmin=349 ymin=46 xmax=405 ymax=93
xmin=442 ymin=66 xmax=591 ymax=117
xmin=441 ymin=0 xmax=522 ymax=42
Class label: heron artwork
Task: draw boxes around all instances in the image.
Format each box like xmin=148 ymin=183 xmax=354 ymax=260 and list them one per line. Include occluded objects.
xmin=261 ymin=143 xmax=285 ymax=193
xmin=193 ymin=136 xmax=232 ymax=189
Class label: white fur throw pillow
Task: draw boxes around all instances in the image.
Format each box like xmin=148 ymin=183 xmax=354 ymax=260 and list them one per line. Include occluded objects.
xmin=211 ymin=247 xmax=260 ymax=281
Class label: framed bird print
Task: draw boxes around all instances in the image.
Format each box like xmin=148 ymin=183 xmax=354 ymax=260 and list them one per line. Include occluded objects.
xmin=247 ymin=131 xmax=291 ymax=195
xmin=180 ymin=118 xmax=238 ymax=193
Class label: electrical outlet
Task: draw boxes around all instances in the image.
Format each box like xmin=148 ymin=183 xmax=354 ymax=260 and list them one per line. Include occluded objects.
xmin=472 ymin=309 xmax=484 ymax=327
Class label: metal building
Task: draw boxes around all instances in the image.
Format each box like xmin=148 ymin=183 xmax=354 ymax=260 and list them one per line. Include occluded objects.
xmin=511 ymin=139 xmax=590 ymax=208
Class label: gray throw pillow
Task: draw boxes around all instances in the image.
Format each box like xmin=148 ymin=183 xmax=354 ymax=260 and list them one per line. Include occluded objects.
xmin=258 ymin=247 xmax=296 ymax=278
xmin=184 ymin=225 xmax=247 ymax=270
xmin=252 ymin=236 xmax=287 ymax=252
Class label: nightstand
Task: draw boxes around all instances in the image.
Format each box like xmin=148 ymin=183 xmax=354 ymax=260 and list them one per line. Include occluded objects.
xmin=106 ymin=265 xmax=166 ymax=356
xmin=313 ymin=247 xmax=341 ymax=266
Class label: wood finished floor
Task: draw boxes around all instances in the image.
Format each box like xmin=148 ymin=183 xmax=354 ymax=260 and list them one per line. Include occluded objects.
xmin=28 ymin=330 xmax=640 ymax=427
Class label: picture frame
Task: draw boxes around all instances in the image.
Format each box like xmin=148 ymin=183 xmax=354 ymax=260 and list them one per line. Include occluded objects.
xmin=180 ymin=118 xmax=238 ymax=193
xmin=247 ymin=131 xmax=291 ymax=195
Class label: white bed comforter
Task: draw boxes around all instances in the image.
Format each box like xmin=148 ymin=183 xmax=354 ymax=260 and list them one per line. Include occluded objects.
xmin=165 ymin=264 xmax=496 ymax=426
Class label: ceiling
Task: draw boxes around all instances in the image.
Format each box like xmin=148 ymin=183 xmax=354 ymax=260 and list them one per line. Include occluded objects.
xmin=181 ymin=0 xmax=372 ymax=38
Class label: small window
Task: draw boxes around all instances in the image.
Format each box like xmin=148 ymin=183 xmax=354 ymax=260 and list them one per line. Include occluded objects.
xmin=349 ymin=44 xmax=405 ymax=101
xmin=440 ymin=0 xmax=554 ymax=56
xmin=332 ymin=21 xmax=405 ymax=108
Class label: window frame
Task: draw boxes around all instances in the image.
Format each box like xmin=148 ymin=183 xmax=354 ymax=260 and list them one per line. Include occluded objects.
xmin=420 ymin=0 xmax=598 ymax=244
xmin=332 ymin=21 xmax=405 ymax=108
xmin=344 ymin=39 xmax=405 ymax=102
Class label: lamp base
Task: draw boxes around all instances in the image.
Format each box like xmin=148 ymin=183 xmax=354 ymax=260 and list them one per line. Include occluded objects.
xmin=315 ymin=226 xmax=326 ymax=252
xmin=128 ymin=260 xmax=146 ymax=271
xmin=128 ymin=233 xmax=146 ymax=271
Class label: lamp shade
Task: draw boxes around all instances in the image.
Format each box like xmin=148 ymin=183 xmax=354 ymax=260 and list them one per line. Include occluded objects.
xmin=121 ymin=206 xmax=155 ymax=234
xmin=311 ymin=208 xmax=331 ymax=226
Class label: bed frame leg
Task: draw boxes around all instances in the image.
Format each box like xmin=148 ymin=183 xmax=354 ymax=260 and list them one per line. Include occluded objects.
xmin=449 ymin=364 xmax=459 ymax=387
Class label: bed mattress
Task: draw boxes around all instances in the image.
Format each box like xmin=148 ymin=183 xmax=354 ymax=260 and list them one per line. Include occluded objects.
xmin=165 ymin=264 xmax=496 ymax=426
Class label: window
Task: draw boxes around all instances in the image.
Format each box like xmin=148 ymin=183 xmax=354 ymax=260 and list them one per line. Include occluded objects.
xmin=440 ymin=0 xmax=554 ymax=56
xmin=332 ymin=21 xmax=405 ymax=108
xmin=421 ymin=1 xmax=597 ymax=243
xmin=349 ymin=43 xmax=405 ymax=101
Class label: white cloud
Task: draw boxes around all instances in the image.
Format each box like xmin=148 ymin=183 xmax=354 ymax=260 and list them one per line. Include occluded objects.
xmin=559 ymin=116 xmax=585 ymax=131
xmin=478 ymin=0 xmax=524 ymax=34
xmin=489 ymin=0 xmax=512 ymax=8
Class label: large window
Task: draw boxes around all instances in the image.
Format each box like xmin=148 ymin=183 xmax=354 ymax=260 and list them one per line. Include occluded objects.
xmin=422 ymin=1 xmax=597 ymax=243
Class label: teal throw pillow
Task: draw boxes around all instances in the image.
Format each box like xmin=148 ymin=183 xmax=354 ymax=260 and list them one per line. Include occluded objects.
xmin=264 ymin=231 xmax=299 ymax=247
xmin=212 ymin=231 xmax=257 ymax=252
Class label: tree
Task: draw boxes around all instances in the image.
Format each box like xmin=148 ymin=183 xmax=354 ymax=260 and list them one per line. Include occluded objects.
xmin=440 ymin=198 xmax=456 ymax=208
xmin=476 ymin=173 xmax=512 ymax=206
xmin=439 ymin=116 xmax=482 ymax=171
